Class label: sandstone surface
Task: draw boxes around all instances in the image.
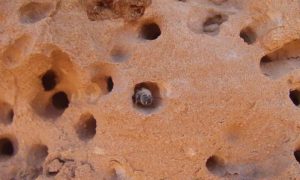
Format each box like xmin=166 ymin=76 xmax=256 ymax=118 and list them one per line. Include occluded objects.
xmin=1 ymin=0 xmax=300 ymax=179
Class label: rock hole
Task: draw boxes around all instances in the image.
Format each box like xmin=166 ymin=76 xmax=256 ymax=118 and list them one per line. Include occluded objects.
xmin=261 ymin=56 xmax=272 ymax=63
xmin=139 ymin=22 xmax=161 ymax=40
xmin=289 ymin=89 xmax=300 ymax=106
xmin=0 ymin=102 xmax=14 ymax=125
xmin=52 ymin=91 xmax=70 ymax=110
xmin=75 ymin=113 xmax=97 ymax=141
xmin=260 ymin=39 xmax=300 ymax=79
xmin=110 ymin=47 xmax=130 ymax=62
xmin=203 ymin=14 xmax=228 ymax=35
xmin=294 ymin=149 xmax=300 ymax=163
xmin=240 ymin=27 xmax=257 ymax=44
xmin=205 ymin=155 xmax=227 ymax=177
xmin=92 ymin=74 xmax=114 ymax=95
xmin=27 ymin=144 xmax=48 ymax=166
xmin=19 ymin=2 xmax=53 ymax=24
xmin=41 ymin=70 xmax=58 ymax=91
xmin=0 ymin=137 xmax=15 ymax=159
xmin=107 ymin=76 xmax=114 ymax=92
xmin=132 ymin=82 xmax=162 ymax=113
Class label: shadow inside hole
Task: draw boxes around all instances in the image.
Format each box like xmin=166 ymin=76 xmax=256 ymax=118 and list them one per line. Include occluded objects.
xmin=203 ymin=14 xmax=228 ymax=35
xmin=110 ymin=47 xmax=130 ymax=62
xmin=41 ymin=70 xmax=58 ymax=91
xmin=75 ymin=114 xmax=97 ymax=141
xmin=31 ymin=91 xmax=70 ymax=119
xmin=132 ymin=82 xmax=162 ymax=113
xmin=260 ymin=39 xmax=300 ymax=79
xmin=139 ymin=22 xmax=161 ymax=40
xmin=27 ymin=144 xmax=48 ymax=168
xmin=107 ymin=77 xmax=114 ymax=92
xmin=260 ymin=56 xmax=272 ymax=63
xmin=0 ymin=102 xmax=14 ymax=125
xmin=52 ymin=91 xmax=69 ymax=110
xmin=92 ymin=75 xmax=114 ymax=95
xmin=289 ymin=89 xmax=300 ymax=106
xmin=26 ymin=144 xmax=48 ymax=179
xmin=240 ymin=27 xmax=257 ymax=44
xmin=294 ymin=149 xmax=300 ymax=163
xmin=0 ymin=137 xmax=15 ymax=160
xmin=206 ymin=155 xmax=227 ymax=177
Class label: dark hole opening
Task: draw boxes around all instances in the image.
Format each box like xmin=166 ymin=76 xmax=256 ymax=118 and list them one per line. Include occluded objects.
xmin=41 ymin=70 xmax=57 ymax=91
xmin=0 ymin=138 xmax=14 ymax=157
xmin=240 ymin=27 xmax=257 ymax=44
xmin=205 ymin=155 xmax=227 ymax=176
xmin=106 ymin=76 xmax=114 ymax=92
xmin=96 ymin=0 xmax=113 ymax=9
xmin=290 ymin=89 xmax=300 ymax=106
xmin=132 ymin=82 xmax=161 ymax=112
xmin=52 ymin=91 xmax=69 ymax=110
xmin=261 ymin=56 xmax=272 ymax=63
xmin=202 ymin=14 xmax=228 ymax=35
xmin=294 ymin=150 xmax=300 ymax=163
xmin=76 ymin=114 xmax=97 ymax=141
xmin=140 ymin=22 xmax=161 ymax=40
xmin=0 ymin=102 xmax=14 ymax=125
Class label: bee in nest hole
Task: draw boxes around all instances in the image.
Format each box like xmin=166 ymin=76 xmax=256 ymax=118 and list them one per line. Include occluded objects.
xmin=133 ymin=87 xmax=153 ymax=107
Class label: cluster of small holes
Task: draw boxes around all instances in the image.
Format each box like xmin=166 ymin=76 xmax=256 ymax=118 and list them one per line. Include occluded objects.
xmin=10 ymin=0 xmax=288 ymax=178
xmin=34 ymin=68 xmax=70 ymax=118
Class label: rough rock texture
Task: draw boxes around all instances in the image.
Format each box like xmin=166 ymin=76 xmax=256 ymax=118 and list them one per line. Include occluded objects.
xmin=1 ymin=0 xmax=300 ymax=179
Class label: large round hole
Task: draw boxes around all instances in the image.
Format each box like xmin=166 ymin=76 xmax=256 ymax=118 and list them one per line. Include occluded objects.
xmin=206 ymin=155 xmax=227 ymax=177
xmin=289 ymin=89 xmax=300 ymax=106
xmin=75 ymin=113 xmax=97 ymax=141
xmin=240 ymin=27 xmax=257 ymax=44
xmin=41 ymin=70 xmax=58 ymax=91
xmin=132 ymin=82 xmax=162 ymax=113
xmin=0 ymin=138 xmax=15 ymax=159
xmin=52 ymin=91 xmax=70 ymax=110
xmin=139 ymin=22 xmax=161 ymax=40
